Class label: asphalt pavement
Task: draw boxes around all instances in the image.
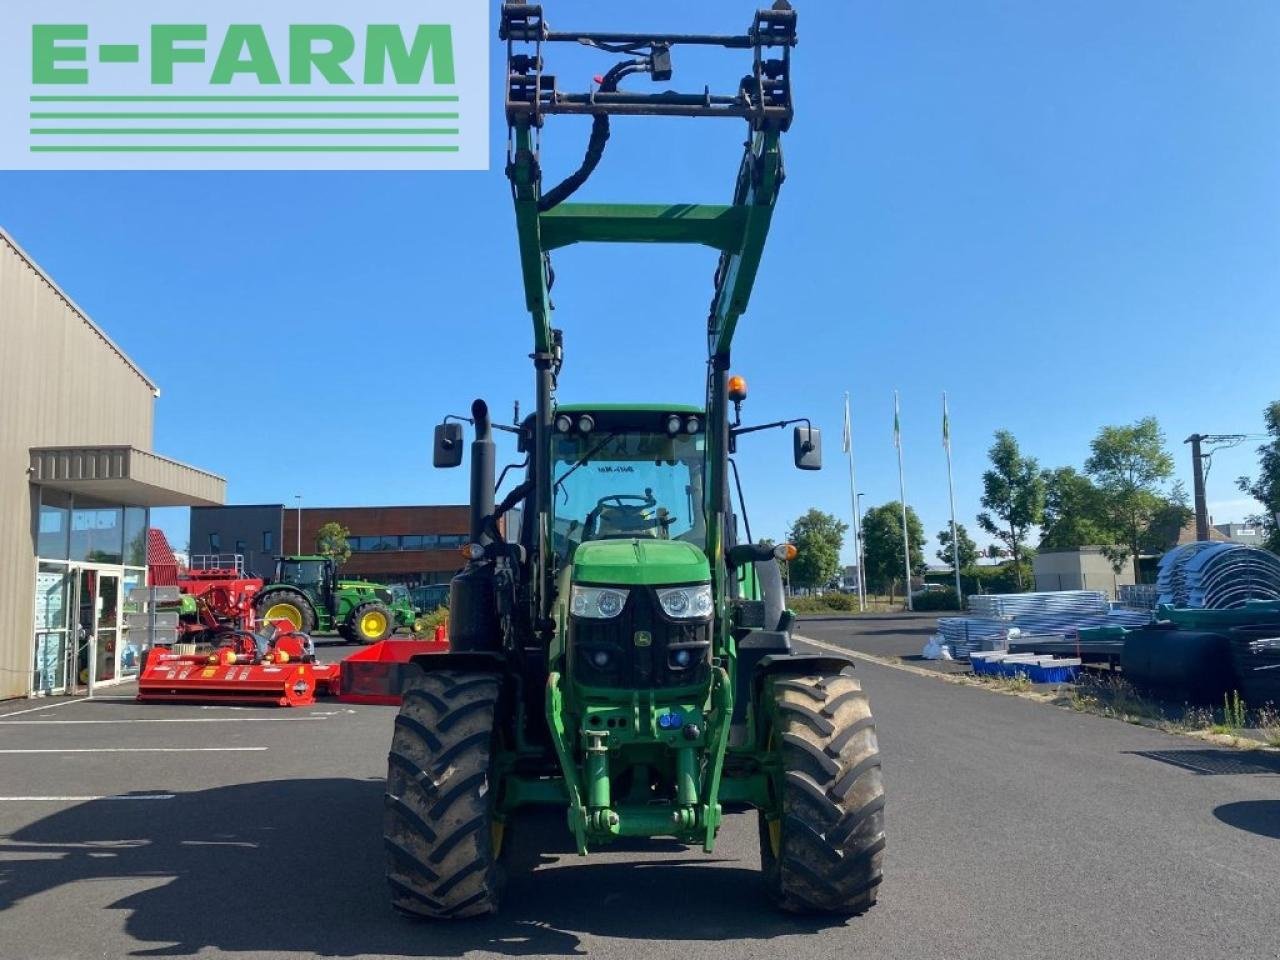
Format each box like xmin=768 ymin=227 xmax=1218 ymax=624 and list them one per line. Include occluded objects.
xmin=0 ymin=620 xmax=1276 ymax=960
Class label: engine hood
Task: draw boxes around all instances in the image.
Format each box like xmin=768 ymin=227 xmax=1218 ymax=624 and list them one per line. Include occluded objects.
xmin=572 ymin=539 xmax=710 ymax=587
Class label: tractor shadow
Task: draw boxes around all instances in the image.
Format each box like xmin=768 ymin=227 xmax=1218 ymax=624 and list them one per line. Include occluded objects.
xmin=1 ymin=779 xmax=843 ymax=957
xmin=1213 ymin=800 xmax=1280 ymax=840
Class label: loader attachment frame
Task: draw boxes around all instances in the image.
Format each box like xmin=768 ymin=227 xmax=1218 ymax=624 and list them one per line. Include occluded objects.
xmin=502 ymin=1 xmax=796 ymax=625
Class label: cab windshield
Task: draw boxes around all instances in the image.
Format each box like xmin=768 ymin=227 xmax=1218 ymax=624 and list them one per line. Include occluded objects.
xmin=552 ymin=430 xmax=707 ymax=562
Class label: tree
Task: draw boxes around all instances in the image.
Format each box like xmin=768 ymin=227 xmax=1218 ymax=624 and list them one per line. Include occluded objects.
xmin=1084 ymin=417 xmax=1176 ymax=582
xmin=860 ymin=503 xmax=926 ymax=593
xmin=936 ymin=523 xmax=978 ymax=571
xmin=315 ymin=521 xmax=352 ymax=565
xmin=976 ymin=431 xmax=1044 ymax=588
xmin=1039 ymin=466 xmax=1113 ymax=551
xmin=1238 ymin=401 xmax=1280 ymax=552
xmin=1142 ymin=486 xmax=1192 ymax=555
xmin=785 ymin=509 xmax=847 ymax=591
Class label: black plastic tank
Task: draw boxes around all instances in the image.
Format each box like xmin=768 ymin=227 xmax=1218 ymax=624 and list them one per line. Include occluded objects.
xmin=1227 ymin=625 xmax=1280 ymax=706
xmin=1121 ymin=628 xmax=1233 ymax=703
xmin=447 ymin=563 xmax=501 ymax=652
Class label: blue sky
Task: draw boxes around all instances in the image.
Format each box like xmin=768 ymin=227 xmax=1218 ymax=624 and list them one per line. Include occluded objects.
xmin=2 ymin=1 xmax=1278 ymax=563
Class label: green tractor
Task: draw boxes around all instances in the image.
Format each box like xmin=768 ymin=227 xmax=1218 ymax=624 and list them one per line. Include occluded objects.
xmin=381 ymin=2 xmax=884 ymax=919
xmin=254 ymin=555 xmax=417 ymax=643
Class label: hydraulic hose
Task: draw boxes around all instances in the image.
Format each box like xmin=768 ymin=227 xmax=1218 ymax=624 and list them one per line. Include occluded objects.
xmin=537 ymin=59 xmax=648 ymax=212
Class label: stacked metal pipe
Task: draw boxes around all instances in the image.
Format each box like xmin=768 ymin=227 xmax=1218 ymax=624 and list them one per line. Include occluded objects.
xmin=1156 ymin=542 xmax=1280 ymax=609
xmin=938 ymin=590 xmax=1149 ymax=660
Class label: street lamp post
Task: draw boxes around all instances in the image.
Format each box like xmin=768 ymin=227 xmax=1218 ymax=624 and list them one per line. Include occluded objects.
xmin=294 ymin=495 xmax=302 ymax=555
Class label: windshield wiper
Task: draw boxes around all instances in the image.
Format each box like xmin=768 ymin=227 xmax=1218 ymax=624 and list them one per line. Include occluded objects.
xmin=553 ymin=432 xmax=618 ymax=498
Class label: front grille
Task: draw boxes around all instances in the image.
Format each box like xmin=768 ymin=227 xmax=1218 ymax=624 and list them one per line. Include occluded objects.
xmin=570 ymin=586 xmax=711 ymax=690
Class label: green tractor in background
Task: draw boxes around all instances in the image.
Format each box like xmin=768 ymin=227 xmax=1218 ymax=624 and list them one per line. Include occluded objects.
xmin=254 ymin=555 xmax=418 ymax=643
xmin=379 ymin=4 xmax=885 ymax=920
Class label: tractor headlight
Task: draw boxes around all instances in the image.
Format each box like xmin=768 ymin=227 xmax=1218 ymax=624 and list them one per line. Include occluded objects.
xmin=657 ymin=584 xmax=714 ymax=620
xmin=570 ymin=585 xmax=629 ymax=619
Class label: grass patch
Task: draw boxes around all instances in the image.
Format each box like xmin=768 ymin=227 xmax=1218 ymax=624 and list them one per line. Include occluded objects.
xmin=973 ymin=672 xmax=1034 ymax=694
xmin=1069 ymin=676 xmax=1280 ymax=745
xmin=1070 ymin=673 xmax=1167 ymax=724
xmin=1254 ymin=704 xmax=1280 ymax=748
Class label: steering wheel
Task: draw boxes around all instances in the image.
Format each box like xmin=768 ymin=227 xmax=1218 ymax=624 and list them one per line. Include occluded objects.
xmin=585 ymin=491 xmax=672 ymax=540
xmin=598 ymin=494 xmax=653 ymax=510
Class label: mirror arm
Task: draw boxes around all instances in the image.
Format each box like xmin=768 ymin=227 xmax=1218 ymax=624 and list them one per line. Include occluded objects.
xmin=443 ymin=414 xmax=521 ymax=435
xmin=731 ymin=416 xmax=812 ymax=440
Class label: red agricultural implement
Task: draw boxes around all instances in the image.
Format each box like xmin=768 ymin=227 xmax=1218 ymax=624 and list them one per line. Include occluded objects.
xmin=137 ymin=529 xmax=450 ymax=707
xmin=138 ymin=622 xmax=340 ymax=707
xmin=146 ymin=530 xmax=263 ymax=643
xmin=136 ymin=624 xmax=449 ymax=707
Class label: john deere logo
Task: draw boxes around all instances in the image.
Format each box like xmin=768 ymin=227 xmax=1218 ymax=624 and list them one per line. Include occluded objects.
xmin=633 ymin=631 xmax=652 ymax=648
xmin=0 ymin=2 xmax=488 ymax=170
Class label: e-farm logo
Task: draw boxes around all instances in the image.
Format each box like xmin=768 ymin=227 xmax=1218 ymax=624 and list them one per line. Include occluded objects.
xmin=0 ymin=2 xmax=488 ymax=170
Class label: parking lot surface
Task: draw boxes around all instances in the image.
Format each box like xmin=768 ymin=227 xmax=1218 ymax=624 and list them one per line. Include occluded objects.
xmin=0 ymin=621 xmax=1277 ymax=960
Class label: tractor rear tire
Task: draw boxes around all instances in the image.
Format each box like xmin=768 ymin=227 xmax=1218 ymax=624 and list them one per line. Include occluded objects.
xmin=256 ymin=589 xmax=316 ymax=634
xmin=384 ymin=670 xmax=504 ymax=919
xmin=352 ymin=602 xmax=395 ymax=644
xmin=759 ymin=667 xmax=885 ymax=915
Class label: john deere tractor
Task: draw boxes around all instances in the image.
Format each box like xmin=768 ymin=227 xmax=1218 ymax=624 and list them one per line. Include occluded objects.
xmin=254 ymin=555 xmax=416 ymax=643
xmin=380 ymin=3 xmax=884 ymax=919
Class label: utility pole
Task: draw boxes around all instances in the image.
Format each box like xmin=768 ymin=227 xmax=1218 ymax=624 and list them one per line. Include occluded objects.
xmin=1184 ymin=433 xmax=1247 ymax=543
xmin=1185 ymin=435 xmax=1210 ymax=543
xmin=294 ymin=494 xmax=303 ymax=555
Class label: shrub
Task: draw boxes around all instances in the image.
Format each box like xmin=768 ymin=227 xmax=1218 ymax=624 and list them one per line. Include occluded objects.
xmin=787 ymin=592 xmax=858 ymax=614
xmin=417 ymin=606 xmax=450 ymax=635
xmin=912 ymin=588 xmax=960 ymax=611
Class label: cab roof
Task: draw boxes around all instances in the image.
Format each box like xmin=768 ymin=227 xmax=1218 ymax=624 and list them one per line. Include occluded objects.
xmin=556 ymin=403 xmax=703 ymax=415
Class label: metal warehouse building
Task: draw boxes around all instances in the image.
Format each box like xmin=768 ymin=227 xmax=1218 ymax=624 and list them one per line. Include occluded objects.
xmin=0 ymin=228 xmax=225 ymax=700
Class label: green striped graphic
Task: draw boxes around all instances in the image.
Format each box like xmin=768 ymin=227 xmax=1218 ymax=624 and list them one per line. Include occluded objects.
xmin=31 ymin=145 xmax=461 ymax=153
xmin=30 ymin=112 xmax=459 ymax=119
xmin=31 ymin=128 xmax=460 ymax=136
xmin=30 ymin=95 xmax=460 ymax=103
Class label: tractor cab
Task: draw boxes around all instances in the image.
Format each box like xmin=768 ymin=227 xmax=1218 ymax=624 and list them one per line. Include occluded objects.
xmin=274 ymin=555 xmax=334 ymax=603
xmin=549 ymin=405 xmax=707 ymax=562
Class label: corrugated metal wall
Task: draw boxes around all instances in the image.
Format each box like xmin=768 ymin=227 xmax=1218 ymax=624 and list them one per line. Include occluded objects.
xmin=0 ymin=232 xmax=156 ymax=699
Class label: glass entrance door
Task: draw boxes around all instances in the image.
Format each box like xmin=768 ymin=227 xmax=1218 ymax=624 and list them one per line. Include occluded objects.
xmin=70 ymin=568 xmax=97 ymax=692
xmin=95 ymin=573 xmax=120 ymax=684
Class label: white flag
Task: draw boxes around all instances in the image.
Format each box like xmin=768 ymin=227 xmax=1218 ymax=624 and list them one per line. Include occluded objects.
xmin=943 ymin=392 xmax=951 ymax=452
xmin=842 ymin=392 xmax=852 ymax=454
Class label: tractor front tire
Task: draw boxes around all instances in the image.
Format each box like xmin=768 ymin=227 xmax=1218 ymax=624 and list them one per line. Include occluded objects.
xmin=384 ymin=670 xmax=504 ymax=919
xmin=256 ymin=589 xmax=316 ymax=634
xmin=352 ymin=602 xmax=395 ymax=644
xmin=760 ymin=667 xmax=885 ymax=915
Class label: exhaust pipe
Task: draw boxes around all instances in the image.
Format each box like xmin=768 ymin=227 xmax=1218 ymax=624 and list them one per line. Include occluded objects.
xmin=469 ymin=399 xmax=496 ymax=544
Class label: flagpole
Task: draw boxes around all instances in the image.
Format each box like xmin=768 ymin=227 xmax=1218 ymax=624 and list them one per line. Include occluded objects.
xmin=894 ymin=391 xmax=913 ymax=612
xmin=843 ymin=392 xmax=865 ymax=612
xmin=943 ymin=392 xmax=963 ymax=607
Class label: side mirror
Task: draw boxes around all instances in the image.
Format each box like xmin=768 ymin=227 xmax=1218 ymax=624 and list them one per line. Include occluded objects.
xmin=793 ymin=425 xmax=822 ymax=471
xmin=433 ymin=423 xmax=464 ymax=468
